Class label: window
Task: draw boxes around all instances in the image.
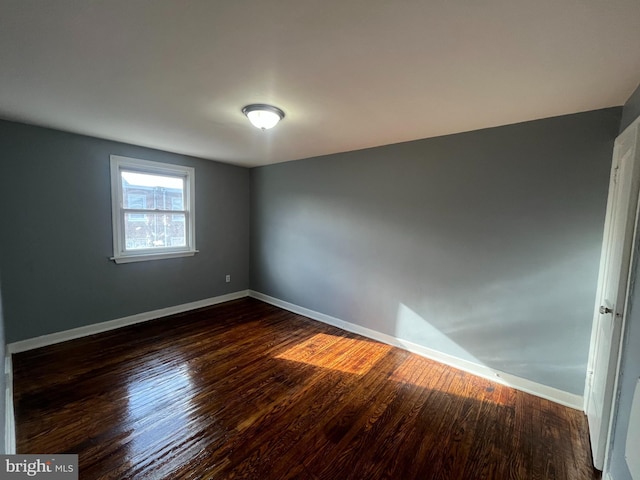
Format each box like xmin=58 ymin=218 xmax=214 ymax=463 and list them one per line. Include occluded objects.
xmin=110 ymin=155 xmax=197 ymax=263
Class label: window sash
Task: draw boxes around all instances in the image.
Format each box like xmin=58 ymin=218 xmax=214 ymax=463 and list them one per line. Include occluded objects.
xmin=117 ymin=208 xmax=193 ymax=255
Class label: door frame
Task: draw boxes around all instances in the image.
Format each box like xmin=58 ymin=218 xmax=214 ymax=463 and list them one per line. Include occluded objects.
xmin=584 ymin=114 xmax=640 ymax=470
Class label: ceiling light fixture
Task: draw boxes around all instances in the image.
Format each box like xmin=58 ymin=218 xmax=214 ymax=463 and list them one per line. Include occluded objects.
xmin=242 ymin=104 xmax=285 ymax=130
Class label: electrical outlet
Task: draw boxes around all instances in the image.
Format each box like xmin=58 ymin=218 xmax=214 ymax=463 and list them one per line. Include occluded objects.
xmin=225 ymin=275 xmax=231 ymax=283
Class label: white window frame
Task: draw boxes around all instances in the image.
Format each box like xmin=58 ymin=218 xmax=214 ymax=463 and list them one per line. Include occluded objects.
xmin=110 ymin=155 xmax=197 ymax=264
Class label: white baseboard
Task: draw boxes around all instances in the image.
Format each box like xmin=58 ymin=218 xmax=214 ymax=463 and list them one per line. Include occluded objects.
xmin=8 ymin=290 xmax=249 ymax=354
xmin=4 ymin=353 xmax=15 ymax=454
xmin=249 ymin=290 xmax=584 ymax=411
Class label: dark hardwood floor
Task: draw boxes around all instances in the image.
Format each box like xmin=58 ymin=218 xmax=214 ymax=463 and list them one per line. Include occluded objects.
xmin=13 ymin=297 xmax=600 ymax=479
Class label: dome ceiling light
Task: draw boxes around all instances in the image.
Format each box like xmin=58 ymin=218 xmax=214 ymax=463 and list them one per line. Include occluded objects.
xmin=242 ymin=104 xmax=285 ymax=130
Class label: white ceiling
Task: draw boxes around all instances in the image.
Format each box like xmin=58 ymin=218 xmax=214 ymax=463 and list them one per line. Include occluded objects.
xmin=1 ymin=1 xmax=639 ymax=167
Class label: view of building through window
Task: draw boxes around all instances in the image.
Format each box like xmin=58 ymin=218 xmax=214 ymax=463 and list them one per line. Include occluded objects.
xmin=121 ymin=171 xmax=186 ymax=249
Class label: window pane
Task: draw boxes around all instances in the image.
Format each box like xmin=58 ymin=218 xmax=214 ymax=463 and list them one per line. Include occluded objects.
xmin=121 ymin=171 xmax=184 ymax=211
xmin=170 ymin=196 xmax=184 ymax=211
xmin=124 ymin=213 xmax=186 ymax=250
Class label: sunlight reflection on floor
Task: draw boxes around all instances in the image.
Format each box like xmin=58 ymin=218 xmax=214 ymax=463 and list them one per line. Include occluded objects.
xmin=275 ymin=333 xmax=392 ymax=375
xmin=275 ymin=329 xmax=507 ymax=406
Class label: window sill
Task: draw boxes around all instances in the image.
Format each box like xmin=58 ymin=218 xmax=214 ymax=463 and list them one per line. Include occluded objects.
xmin=110 ymin=250 xmax=198 ymax=264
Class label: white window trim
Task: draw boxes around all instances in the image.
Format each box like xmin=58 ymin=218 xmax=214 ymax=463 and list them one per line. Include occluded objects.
xmin=109 ymin=155 xmax=197 ymax=264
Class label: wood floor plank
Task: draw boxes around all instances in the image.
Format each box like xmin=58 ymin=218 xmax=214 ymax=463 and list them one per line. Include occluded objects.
xmin=13 ymin=297 xmax=601 ymax=479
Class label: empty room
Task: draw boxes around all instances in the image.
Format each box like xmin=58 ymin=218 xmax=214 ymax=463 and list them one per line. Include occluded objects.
xmin=1 ymin=1 xmax=640 ymax=479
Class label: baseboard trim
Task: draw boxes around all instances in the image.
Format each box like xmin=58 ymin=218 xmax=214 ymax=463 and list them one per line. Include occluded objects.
xmin=249 ymin=290 xmax=584 ymax=411
xmin=4 ymin=353 xmax=15 ymax=454
xmin=7 ymin=289 xmax=583 ymax=412
xmin=8 ymin=290 xmax=250 ymax=354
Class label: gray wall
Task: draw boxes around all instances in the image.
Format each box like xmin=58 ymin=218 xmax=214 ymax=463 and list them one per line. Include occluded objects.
xmin=0 ymin=277 xmax=5 ymax=454
xmin=620 ymin=83 xmax=640 ymax=134
xmin=0 ymin=120 xmax=250 ymax=343
xmin=251 ymin=108 xmax=621 ymax=395
xmin=608 ymin=83 xmax=640 ymax=480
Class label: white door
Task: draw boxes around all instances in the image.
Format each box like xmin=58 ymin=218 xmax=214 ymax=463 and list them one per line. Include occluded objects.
xmin=586 ymin=116 xmax=640 ymax=469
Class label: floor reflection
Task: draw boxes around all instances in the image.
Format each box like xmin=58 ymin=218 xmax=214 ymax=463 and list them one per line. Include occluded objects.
xmin=125 ymin=357 xmax=195 ymax=463
xmin=275 ymin=333 xmax=391 ymax=375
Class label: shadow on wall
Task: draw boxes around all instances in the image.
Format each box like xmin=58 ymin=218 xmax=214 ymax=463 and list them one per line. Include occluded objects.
xmin=394 ymin=244 xmax=595 ymax=384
